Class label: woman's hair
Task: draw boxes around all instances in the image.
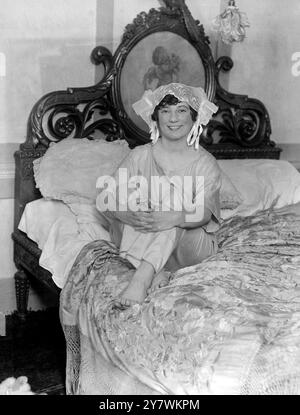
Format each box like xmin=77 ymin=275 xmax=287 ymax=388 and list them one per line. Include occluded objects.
xmin=151 ymin=94 xmax=197 ymax=122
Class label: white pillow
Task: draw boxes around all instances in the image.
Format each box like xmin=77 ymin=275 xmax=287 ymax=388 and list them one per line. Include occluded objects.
xmin=33 ymin=137 xmax=131 ymax=205
xmin=18 ymin=198 xmax=111 ymax=288
xmin=218 ymin=159 xmax=300 ymax=217
xmin=219 ymin=170 xmax=243 ymax=210
xmin=18 ymin=198 xmax=74 ymax=249
xmin=33 ymin=138 xmax=243 ymax=212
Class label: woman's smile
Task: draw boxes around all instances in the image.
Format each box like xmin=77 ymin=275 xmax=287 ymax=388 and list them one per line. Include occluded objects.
xmin=158 ymin=102 xmax=194 ymax=142
xmin=167 ymin=125 xmax=182 ymax=131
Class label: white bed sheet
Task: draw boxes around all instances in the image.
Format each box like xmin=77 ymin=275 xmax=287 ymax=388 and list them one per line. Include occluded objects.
xmin=18 ymin=198 xmax=110 ymax=288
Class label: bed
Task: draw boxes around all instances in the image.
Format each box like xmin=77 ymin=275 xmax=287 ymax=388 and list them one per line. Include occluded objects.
xmin=12 ymin=0 xmax=300 ymax=395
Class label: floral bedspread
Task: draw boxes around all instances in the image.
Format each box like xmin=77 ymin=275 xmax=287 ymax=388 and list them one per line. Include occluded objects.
xmin=60 ymin=205 xmax=300 ymax=395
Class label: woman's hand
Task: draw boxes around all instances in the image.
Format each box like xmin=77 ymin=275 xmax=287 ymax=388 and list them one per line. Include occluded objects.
xmin=132 ymin=210 xmax=183 ymax=232
xmin=112 ymin=209 xmax=183 ymax=232
xmin=110 ymin=206 xmax=211 ymax=232
xmin=131 ymin=207 xmax=212 ymax=232
xmin=113 ymin=210 xmax=154 ymax=231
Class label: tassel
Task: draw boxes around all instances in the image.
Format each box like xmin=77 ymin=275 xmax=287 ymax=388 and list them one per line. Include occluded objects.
xmin=186 ymin=115 xmax=203 ymax=150
xmin=150 ymin=121 xmax=160 ymax=144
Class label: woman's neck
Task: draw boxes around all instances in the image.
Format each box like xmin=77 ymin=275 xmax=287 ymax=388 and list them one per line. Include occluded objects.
xmin=153 ymin=139 xmax=199 ymax=172
xmin=159 ymin=136 xmax=193 ymax=153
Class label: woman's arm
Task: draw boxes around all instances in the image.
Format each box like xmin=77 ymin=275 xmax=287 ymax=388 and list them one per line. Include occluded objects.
xmin=177 ymin=206 xmax=212 ymax=229
xmin=103 ymin=209 xmax=155 ymax=230
xmin=129 ymin=206 xmax=212 ymax=233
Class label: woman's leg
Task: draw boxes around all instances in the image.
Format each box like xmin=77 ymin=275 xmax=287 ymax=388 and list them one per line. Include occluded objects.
xmin=166 ymin=227 xmax=218 ymax=271
xmin=97 ymin=218 xmax=154 ymax=306
xmin=117 ymin=227 xmax=179 ymax=305
xmin=119 ymin=259 xmax=156 ymax=306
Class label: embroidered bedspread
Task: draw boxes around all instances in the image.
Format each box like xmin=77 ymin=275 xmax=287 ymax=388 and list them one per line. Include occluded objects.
xmin=60 ymin=205 xmax=300 ymax=395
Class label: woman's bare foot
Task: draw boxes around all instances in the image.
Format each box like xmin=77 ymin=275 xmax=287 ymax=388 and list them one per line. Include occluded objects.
xmin=147 ymin=270 xmax=170 ymax=294
xmin=117 ymin=261 xmax=155 ymax=307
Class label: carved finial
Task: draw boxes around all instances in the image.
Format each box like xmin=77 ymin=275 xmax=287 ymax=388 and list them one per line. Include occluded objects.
xmin=163 ymin=0 xmax=185 ymax=8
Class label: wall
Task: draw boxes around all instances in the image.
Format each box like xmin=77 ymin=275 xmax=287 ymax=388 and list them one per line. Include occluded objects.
xmin=0 ymin=0 xmax=98 ymax=145
xmin=221 ymin=0 xmax=300 ymax=157
xmin=0 ymin=0 xmax=98 ymax=316
xmin=112 ymin=0 xmax=223 ymax=54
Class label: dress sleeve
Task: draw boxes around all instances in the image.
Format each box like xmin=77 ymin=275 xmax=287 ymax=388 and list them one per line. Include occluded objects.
xmin=194 ymin=154 xmax=221 ymax=233
xmin=96 ymin=145 xmax=147 ymax=211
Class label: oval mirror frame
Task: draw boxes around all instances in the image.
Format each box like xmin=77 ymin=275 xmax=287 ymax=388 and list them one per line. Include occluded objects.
xmin=109 ymin=7 xmax=217 ymax=145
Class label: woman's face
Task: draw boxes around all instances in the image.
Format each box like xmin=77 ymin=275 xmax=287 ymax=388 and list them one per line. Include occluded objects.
xmin=157 ymin=102 xmax=194 ymax=143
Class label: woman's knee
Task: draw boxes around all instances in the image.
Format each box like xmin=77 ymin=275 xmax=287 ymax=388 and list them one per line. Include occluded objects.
xmin=171 ymin=228 xmax=217 ymax=268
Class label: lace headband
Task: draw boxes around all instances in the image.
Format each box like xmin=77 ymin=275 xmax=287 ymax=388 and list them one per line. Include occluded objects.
xmin=132 ymin=83 xmax=218 ymax=149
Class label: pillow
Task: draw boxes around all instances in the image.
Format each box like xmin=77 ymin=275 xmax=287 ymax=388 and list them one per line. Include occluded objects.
xmin=33 ymin=137 xmax=131 ymax=205
xmin=18 ymin=198 xmax=74 ymax=249
xmin=34 ymin=137 xmax=242 ymax=212
xmin=18 ymin=198 xmax=111 ymax=288
xmin=219 ymin=170 xmax=243 ymax=210
xmin=218 ymin=159 xmax=300 ymax=217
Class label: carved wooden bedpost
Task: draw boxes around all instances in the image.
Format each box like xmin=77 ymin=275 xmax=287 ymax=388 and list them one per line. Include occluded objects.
xmin=14 ymin=270 xmax=30 ymax=321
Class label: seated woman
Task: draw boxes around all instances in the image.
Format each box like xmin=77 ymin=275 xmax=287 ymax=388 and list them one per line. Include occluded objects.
xmin=96 ymin=83 xmax=220 ymax=306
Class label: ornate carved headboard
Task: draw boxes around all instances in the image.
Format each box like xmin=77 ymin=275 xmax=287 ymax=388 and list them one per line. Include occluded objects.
xmin=14 ymin=0 xmax=281 ymax=228
xmin=12 ymin=0 xmax=281 ymax=319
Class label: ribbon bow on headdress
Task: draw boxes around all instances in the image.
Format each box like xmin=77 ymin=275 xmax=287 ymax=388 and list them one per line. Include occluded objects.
xmin=132 ymin=83 xmax=218 ymax=149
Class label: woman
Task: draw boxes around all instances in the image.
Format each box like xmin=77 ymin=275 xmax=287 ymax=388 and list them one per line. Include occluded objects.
xmin=96 ymin=83 xmax=221 ymax=306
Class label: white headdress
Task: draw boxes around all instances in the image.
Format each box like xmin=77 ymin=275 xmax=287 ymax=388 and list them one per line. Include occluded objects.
xmin=132 ymin=83 xmax=218 ymax=149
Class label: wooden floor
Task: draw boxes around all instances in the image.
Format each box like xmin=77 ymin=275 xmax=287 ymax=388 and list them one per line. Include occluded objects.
xmin=0 ymin=308 xmax=66 ymax=395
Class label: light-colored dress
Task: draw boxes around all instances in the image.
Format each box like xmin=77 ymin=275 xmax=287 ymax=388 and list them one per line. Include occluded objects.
xmin=96 ymin=143 xmax=221 ymax=272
